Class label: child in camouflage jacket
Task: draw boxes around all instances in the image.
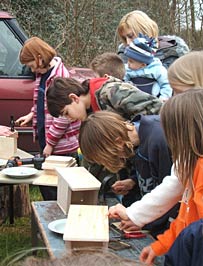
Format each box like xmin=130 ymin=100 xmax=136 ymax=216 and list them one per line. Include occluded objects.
xmin=46 ymin=75 xmax=162 ymax=121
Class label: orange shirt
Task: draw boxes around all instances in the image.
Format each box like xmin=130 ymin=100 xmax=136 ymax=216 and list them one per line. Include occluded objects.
xmin=151 ymin=158 xmax=203 ymax=255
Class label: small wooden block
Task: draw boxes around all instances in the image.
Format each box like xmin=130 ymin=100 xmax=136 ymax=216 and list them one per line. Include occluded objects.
xmin=56 ymin=167 xmax=101 ymax=214
xmin=42 ymin=156 xmax=77 ymax=175
xmin=63 ymin=205 xmax=109 ymax=252
xmin=0 ymin=135 xmax=17 ymax=159
xmin=45 ymin=155 xmax=74 ymax=165
xmin=42 ymin=161 xmax=76 ymax=170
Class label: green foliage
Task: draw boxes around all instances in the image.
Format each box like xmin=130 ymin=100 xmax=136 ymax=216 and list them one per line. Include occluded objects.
xmin=29 ymin=185 xmax=43 ymax=202
xmin=0 ymin=1 xmax=202 ymax=66
xmin=0 ymin=217 xmax=31 ymax=262
xmin=0 ymin=186 xmax=43 ymax=263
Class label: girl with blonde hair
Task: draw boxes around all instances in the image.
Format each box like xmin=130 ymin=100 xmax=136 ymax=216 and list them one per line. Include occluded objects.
xmin=168 ymin=50 xmax=203 ymax=94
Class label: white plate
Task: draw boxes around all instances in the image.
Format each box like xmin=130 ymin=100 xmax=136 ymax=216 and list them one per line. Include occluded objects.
xmin=0 ymin=159 xmax=7 ymax=167
xmin=48 ymin=218 xmax=67 ymax=235
xmin=2 ymin=167 xmax=38 ymax=178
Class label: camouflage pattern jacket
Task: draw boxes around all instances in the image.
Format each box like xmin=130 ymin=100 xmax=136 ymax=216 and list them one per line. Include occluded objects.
xmin=94 ymin=76 xmax=162 ymax=120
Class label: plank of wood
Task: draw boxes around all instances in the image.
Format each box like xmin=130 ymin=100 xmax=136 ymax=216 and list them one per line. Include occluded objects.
xmin=45 ymin=155 xmax=74 ymax=165
xmin=63 ymin=205 xmax=109 ymax=242
xmin=32 ymin=170 xmax=58 ymax=186
xmin=42 ymin=161 xmax=77 ymax=170
xmin=111 ymin=222 xmax=150 ymax=234
xmin=15 ymin=148 xmax=33 ymax=159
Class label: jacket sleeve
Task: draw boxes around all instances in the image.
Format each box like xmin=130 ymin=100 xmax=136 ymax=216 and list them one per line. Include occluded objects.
xmin=46 ymin=116 xmax=70 ymax=146
xmin=151 ymin=160 xmax=203 ymax=256
xmin=97 ymin=82 xmax=162 ymax=120
xmin=126 ymin=165 xmax=183 ymax=228
xmin=154 ymin=66 xmax=172 ymax=100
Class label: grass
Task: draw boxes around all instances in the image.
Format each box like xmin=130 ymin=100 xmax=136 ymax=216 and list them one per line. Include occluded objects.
xmin=0 ymin=185 xmax=47 ymax=264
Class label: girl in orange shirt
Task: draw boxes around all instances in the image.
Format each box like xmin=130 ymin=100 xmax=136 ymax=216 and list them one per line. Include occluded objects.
xmin=140 ymin=88 xmax=203 ymax=265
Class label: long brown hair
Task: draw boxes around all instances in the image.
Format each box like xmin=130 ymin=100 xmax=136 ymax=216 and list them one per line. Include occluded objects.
xmin=79 ymin=111 xmax=134 ymax=173
xmin=160 ymin=88 xmax=203 ymax=189
xmin=19 ymin=36 xmax=56 ymax=67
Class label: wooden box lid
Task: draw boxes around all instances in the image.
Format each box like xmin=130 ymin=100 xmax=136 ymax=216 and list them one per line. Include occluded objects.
xmin=45 ymin=155 xmax=75 ymax=165
xmin=56 ymin=167 xmax=101 ymax=191
xmin=63 ymin=205 xmax=109 ymax=242
xmin=42 ymin=160 xmax=77 ymax=170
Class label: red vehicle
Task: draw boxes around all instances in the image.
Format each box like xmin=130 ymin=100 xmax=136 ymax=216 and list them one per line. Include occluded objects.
xmin=0 ymin=11 xmax=94 ymax=154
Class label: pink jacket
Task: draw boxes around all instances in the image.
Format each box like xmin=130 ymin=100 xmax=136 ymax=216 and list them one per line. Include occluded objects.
xmin=31 ymin=57 xmax=80 ymax=154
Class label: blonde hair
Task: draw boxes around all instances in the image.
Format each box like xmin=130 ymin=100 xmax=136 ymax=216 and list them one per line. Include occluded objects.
xmin=79 ymin=111 xmax=134 ymax=173
xmin=168 ymin=51 xmax=203 ymax=89
xmin=160 ymin=88 xmax=203 ymax=189
xmin=117 ymin=10 xmax=159 ymax=45
xmin=19 ymin=36 xmax=56 ymax=68
xmin=90 ymin=52 xmax=125 ymax=80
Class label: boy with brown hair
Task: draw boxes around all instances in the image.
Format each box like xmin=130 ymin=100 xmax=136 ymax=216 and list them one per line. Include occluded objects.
xmin=47 ymin=76 xmax=162 ymax=122
xmin=90 ymin=52 xmax=125 ymax=80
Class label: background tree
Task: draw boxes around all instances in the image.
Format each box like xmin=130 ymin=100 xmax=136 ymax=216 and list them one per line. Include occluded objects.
xmin=0 ymin=0 xmax=202 ymax=65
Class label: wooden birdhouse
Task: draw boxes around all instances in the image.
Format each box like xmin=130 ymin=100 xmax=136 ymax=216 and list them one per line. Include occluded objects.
xmin=56 ymin=167 xmax=101 ymax=214
xmin=63 ymin=204 xmax=109 ymax=252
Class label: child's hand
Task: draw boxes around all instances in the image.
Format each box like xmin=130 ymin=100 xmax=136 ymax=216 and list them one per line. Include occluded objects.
xmin=120 ymin=219 xmax=141 ymax=231
xmin=108 ymin=203 xmax=128 ymax=220
xmin=112 ymin=179 xmax=135 ymax=195
xmin=15 ymin=112 xmax=33 ymax=126
xmin=43 ymin=144 xmax=53 ymax=157
xmin=140 ymin=245 xmax=156 ymax=265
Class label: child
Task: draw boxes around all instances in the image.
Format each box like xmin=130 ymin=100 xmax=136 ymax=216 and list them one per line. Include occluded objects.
xmin=139 ymin=88 xmax=203 ymax=265
xmin=15 ymin=37 xmax=80 ymax=200
xmin=89 ymin=52 xmax=125 ymax=80
xmin=79 ymin=110 xmax=179 ymax=237
xmin=124 ymin=33 xmax=172 ymax=101
xmin=47 ymin=76 xmax=162 ymax=122
xmin=168 ymin=50 xmax=203 ymax=94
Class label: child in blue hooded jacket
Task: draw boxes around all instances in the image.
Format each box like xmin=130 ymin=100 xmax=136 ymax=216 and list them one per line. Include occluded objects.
xmin=124 ymin=33 xmax=172 ymax=102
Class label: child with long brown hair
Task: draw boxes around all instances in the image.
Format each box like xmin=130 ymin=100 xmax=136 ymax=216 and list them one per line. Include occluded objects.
xmin=140 ymin=88 xmax=203 ymax=264
xmin=16 ymin=37 xmax=80 ymax=200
